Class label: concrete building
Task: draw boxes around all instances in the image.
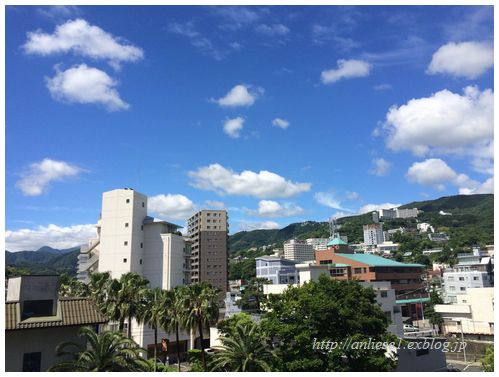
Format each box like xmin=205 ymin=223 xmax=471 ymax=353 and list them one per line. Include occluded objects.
xmin=417 ymin=222 xmax=435 ymax=233
xmin=423 ymin=248 xmax=443 ymax=255
xmin=283 ymin=239 xmax=315 ymax=262
xmin=305 ymin=238 xmax=329 ymax=251
xmin=379 ymin=208 xmax=396 ymax=219
xmin=5 ymin=276 xmax=107 ymax=372
xmin=363 ymin=223 xmax=384 ymax=246
xmin=187 ymin=209 xmax=229 ymax=293
xmin=428 ymin=233 xmax=450 ymax=242
xmin=255 ymin=256 xmax=299 ymax=284
xmin=396 ymin=208 xmax=419 ymax=219
xmin=77 ymin=188 xmax=191 ymax=289
xmin=435 ymin=288 xmax=494 ymax=340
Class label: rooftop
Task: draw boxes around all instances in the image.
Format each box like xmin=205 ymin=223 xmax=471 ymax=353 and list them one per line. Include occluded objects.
xmin=327 ymin=237 xmax=348 ymax=246
xmin=334 ymin=253 xmax=425 ymax=268
xmin=6 ymin=298 xmax=107 ymax=331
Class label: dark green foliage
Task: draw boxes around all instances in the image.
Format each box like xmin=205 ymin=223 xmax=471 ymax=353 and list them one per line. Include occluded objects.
xmin=228 ymin=258 xmax=256 ymax=280
xmin=260 ymin=275 xmax=397 ymax=372
xmin=217 ymin=312 xmax=256 ymax=335
xmin=424 ymin=289 xmax=444 ymax=333
xmin=481 ymin=346 xmax=494 ymax=372
xmin=6 ymin=247 xmax=80 ymax=277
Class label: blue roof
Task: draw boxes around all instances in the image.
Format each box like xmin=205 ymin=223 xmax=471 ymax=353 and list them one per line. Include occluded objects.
xmin=335 ymin=253 xmax=425 ymax=268
xmin=327 ymin=237 xmax=348 ymax=246
xmin=396 ymin=298 xmax=430 ymax=305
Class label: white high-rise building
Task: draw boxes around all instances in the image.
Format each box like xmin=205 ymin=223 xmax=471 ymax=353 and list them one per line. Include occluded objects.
xmin=363 ymin=223 xmax=384 ymax=246
xmin=77 ymin=188 xmax=195 ymax=356
xmin=305 ymin=238 xmax=329 ymax=251
xmin=284 ymin=239 xmax=315 ymax=262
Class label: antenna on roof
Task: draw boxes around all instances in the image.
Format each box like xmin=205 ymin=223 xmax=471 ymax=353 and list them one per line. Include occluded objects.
xmin=329 ymin=217 xmax=339 ymax=239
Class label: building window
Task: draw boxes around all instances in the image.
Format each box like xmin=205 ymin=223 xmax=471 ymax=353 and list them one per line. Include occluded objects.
xmin=22 ymin=300 xmax=54 ymax=320
xmin=353 ymin=268 xmax=363 ymax=274
xmin=140 ymin=259 xmax=143 ymax=265
xmin=125 ymin=223 xmax=129 ymax=227
xmin=380 ymin=291 xmax=388 ymax=298
xmin=473 ymin=276 xmax=479 ymax=281
xmin=124 ymin=241 xmax=128 ymax=246
xmin=141 ymin=225 xmax=144 ymax=231
xmin=140 ymin=243 xmax=143 ymax=248
xmin=126 ymin=199 xmax=130 ymax=203
xmin=123 ymin=258 xmax=127 ymax=263
xmin=460 ymin=287 xmax=466 ymax=291
xmin=459 ymin=277 xmax=465 ymax=281
xmin=449 ymin=286 xmax=456 ymax=291
xmin=23 ymin=352 xmax=42 ymax=372
xmin=142 ymin=202 xmax=145 ymax=207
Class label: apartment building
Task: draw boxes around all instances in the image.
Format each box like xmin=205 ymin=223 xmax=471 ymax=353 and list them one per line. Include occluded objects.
xmin=305 ymin=238 xmax=329 ymax=251
xmin=255 ymin=256 xmax=299 ymax=284
xmin=187 ymin=210 xmax=229 ymax=293
xmin=283 ymin=239 xmax=315 ymax=262
xmin=77 ymin=189 xmax=191 ymax=289
xmin=363 ymin=223 xmax=384 ymax=246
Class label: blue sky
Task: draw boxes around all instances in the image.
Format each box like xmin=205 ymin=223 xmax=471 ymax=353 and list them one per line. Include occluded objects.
xmin=5 ymin=5 xmax=494 ymax=251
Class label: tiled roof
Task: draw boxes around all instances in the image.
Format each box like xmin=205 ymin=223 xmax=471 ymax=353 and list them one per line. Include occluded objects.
xmin=335 ymin=253 xmax=425 ymax=268
xmin=5 ymin=298 xmax=107 ymax=331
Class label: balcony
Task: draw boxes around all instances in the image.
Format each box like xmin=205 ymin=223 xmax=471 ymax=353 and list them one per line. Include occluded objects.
xmin=80 ymin=239 xmax=100 ymax=254
xmin=80 ymin=250 xmax=100 ymax=271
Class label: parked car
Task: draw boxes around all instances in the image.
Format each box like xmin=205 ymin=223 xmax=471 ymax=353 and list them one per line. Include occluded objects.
xmin=403 ymin=324 xmax=419 ymax=332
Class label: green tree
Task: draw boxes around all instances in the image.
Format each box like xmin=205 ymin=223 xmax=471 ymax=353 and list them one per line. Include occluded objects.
xmin=183 ymin=282 xmax=221 ymax=371
xmin=88 ymin=271 xmax=112 ymax=308
xmin=137 ymin=287 xmax=166 ymax=371
xmin=239 ymin=277 xmax=270 ymax=313
xmin=211 ymin=322 xmax=275 ymax=371
xmin=260 ymin=275 xmax=396 ymax=371
xmin=424 ymin=288 xmax=444 ymax=333
xmin=481 ymin=346 xmax=494 ymax=372
xmin=58 ymin=273 xmax=89 ymax=298
xmin=49 ymin=327 xmax=147 ymax=372
xmin=161 ymin=286 xmax=189 ymax=372
xmin=106 ymin=272 xmax=149 ymax=337
xmin=217 ymin=312 xmax=255 ymax=335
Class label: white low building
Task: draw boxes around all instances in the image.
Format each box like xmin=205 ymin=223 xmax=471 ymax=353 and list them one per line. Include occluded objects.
xmin=435 ymin=288 xmax=494 ymax=339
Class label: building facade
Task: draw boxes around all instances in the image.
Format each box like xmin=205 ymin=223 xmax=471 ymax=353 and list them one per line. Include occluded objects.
xmin=305 ymin=238 xmax=330 ymax=251
xmin=255 ymin=257 xmax=299 ymax=284
xmin=187 ymin=210 xmax=229 ymax=293
xmin=363 ymin=223 xmax=384 ymax=246
xmin=283 ymin=239 xmax=315 ymax=262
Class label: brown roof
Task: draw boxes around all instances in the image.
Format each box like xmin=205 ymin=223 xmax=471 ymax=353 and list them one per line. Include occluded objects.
xmin=5 ymin=298 xmax=107 ymax=331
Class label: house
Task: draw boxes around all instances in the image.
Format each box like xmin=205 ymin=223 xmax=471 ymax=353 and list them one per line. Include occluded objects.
xmin=5 ymin=275 xmax=107 ymax=372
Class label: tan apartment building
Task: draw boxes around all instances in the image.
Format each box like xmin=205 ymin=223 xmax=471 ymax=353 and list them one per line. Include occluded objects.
xmin=188 ymin=210 xmax=229 ymax=293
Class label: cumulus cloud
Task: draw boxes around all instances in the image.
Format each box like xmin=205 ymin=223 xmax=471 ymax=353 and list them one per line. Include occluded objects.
xmin=46 ymin=64 xmax=129 ymax=111
xmin=239 ymin=221 xmax=280 ymax=231
xmin=272 ymin=118 xmax=290 ymax=129
xmin=251 ymin=200 xmax=304 ymax=218
xmin=314 ymin=191 xmax=349 ymax=211
xmin=427 ymin=41 xmax=493 ymax=79
xmin=23 ymin=18 xmax=143 ymax=68
xmin=321 ymin=59 xmax=372 ymax=84
xmin=406 ymin=158 xmax=493 ymax=194
xmin=382 ymin=86 xmax=493 ymax=163
xmin=214 ymin=84 xmax=263 ymax=107
xmin=369 ymin=158 xmax=392 ymax=176
xmin=148 ymin=194 xmax=196 ymax=221
xmin=188 ymin=163 xmax=311 ymax=198
xmin=358 ymin=203 xmax=402 ymax=214
xmin=6 ymin=224 xmax=97 ymax=252
xmin=204 ymin=200 xmax=225 ymax=209
xmin=346 ymin=191 xmax=360 ymax=201
xmin=16 ymin=158 xmax=85 ymax=196
xmin=223 ymin=117 xmax=245 ymax=138
xmin=255 ymin=23 xmax=290 ymax=36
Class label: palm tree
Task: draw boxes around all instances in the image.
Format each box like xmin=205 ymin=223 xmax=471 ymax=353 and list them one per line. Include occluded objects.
xmin=88 ymin=271 xmax=112 ymax=308
xmin=210 ymin=322 xmax=275 ymax=372
xmin=137 ymin=287 xmax=166 ymax=371
xmin=105 ymin=272 xmax=149 ymax=337
xmin=183 ymin=282 xmax=221 ymax=370
xmin=49 ymin=326 xmax=147 ymax=371
xmin=161 ymin=286 xmax=189 ymax=372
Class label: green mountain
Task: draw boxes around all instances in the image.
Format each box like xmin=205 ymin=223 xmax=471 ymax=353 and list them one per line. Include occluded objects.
xmin=229 ymin=194 xmax=494 ymax=254
xmin=6 ymin=246 xmax=80 ymax=277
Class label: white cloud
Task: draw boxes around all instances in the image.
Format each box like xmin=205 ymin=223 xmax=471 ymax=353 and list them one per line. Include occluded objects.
xmin=37 ymin=6 xmax=82 ymax=20
xmin=406 ymin=158 xmax=493 ymax=194
xmin=369 ymin=158 xmax=392 ymax=176
xmin=148 ymin=194 xmax=196 ymax=221
xmin=345 ymin=191 xmax=360 ymax=201
xmin=23 ymin=18 xmax=143 ymax=67
xmin=382 ymin=86 xmax=493 ymax=162
xmin=6 ymin=224 xmax=97 ymax=252
xmin=188 ymin=163 xmax=311 ymax=198
xmin=252 ymin=200 xmax=304 ymax=218
xmin=272 ymin=118 xmax=290 ymax=129
xmin=16 ymin=158 xmax=84 ymax=196
xmin=321 ymin=59 xmax=372 ymax=84
xmin=223 ymin=117 xmax=245 ymax=138
xmin=314 ymin=191 xmax=349 ymax=211
xmin=427 ymin=41 xmax=493 ymax=79
xmin=168 ymin=22 xmax=226 ymax=60
xmin=214 ymin=84 xmax=263 ymax=107
xmin=255 ymin=24 xmax=290 ymax=36
xmin=373 ymin=83 xmax=392 ymax=91
xmin=204 ymin=200 xmax=225 ymax=209
xmin=239 ymin=221 xmax=280 ymax=231
xmin=46 ymin=64 xmax=129 ymax=111
xmin=358 ymin=203 xmax=402 ymax=214
xmin=406 ymin=159 xmax=457 ymax=191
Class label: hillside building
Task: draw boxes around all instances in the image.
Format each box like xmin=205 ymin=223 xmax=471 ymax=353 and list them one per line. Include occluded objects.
xmin=283 ymin=239 xmax=315 ymax=262
xmin=255 ymin=256 xmax=299 ymax=284
xmin=363 ymin=223 xmax=384 ymax=246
